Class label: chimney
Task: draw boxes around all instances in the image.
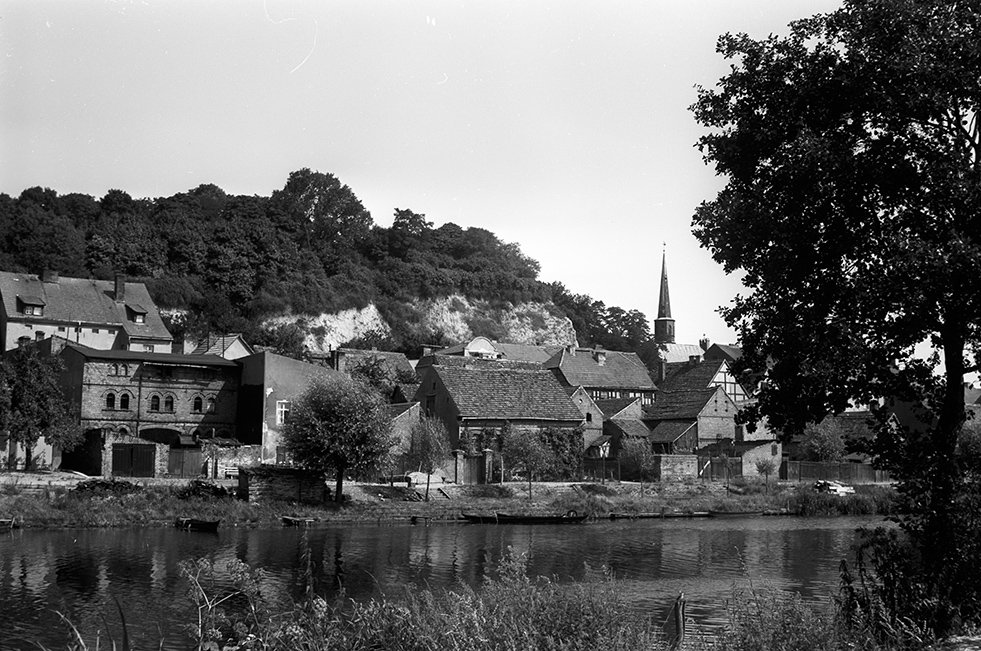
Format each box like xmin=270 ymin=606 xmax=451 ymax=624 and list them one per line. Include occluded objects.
xmin=422 ymin=346 xmax=433 ymax=357
xmin=41 ymin=269 xmax=59 ymax=283
xmin=566 ymin=344 xmax=576 ymax=356
xmin=114 ymin=274 xmax=126 ymax=302
xmin=594 ymin=349 xmax=606 ymax=366
xmin=657 ymin=360 xmax=666 ymax=383
xmin=699 ymin=335 xmax=710 ymax=352
xmin=688 ymin=355 xmax=701 ymax=365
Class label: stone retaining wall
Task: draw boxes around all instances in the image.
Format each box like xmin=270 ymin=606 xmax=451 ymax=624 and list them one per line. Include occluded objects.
xmin=238 ymin=467 xmax=329 ymax=505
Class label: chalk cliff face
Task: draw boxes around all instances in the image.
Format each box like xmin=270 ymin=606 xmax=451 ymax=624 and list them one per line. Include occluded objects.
xmin=260 ymin=295 xmax=578 ymax=353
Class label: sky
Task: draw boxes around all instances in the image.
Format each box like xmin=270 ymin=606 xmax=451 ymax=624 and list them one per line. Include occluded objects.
xmin=0 ymin=0 xmax=843 ymax=348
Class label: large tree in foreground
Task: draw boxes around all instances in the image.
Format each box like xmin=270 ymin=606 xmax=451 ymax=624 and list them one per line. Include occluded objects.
xmin=1 ymin=347 xmax=81 ymax=469
xmin=281 ymin=375 xmax=392 ymax=503
xmin=692 ymin=0 xmax=981 ymax=636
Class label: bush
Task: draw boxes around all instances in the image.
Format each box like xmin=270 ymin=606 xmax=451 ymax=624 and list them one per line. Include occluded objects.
xmin=72 ymin=478 xmax=142 ymax=495
xmin=172 ymin=479 xmax=232 ymax=500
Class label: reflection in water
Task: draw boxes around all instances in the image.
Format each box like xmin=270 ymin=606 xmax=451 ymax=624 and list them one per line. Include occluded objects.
xmin=0 ymin=516 xmax=884 ymax=650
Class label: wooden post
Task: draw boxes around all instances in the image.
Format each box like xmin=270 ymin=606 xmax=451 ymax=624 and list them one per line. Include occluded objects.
xmin=666 ymin=591 xmax=686 ymax=650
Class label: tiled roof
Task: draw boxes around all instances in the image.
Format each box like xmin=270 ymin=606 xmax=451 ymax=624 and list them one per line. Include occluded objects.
xmin=545 ymin=348 xmax=656 ymax=390
xmin=659 ymin=343 xmax=705 ymax=363
xmin=191 ymin=333 xmax=254 ymax=357
xmin=63 ymin=340 xmax=237 ymax=367
xmin=643 ymin=388 xmax=717 ymax=420
xmin=594 ymin=398 xmax=637 ymax=418
xmin=382 ymin=402 xmax=417 ymax=421
xmin=438 ymin=339 xmax=563 ymax=363
xmin=432 ymin=366 xmax=583 ymax=421
xmin=659 ymin=359 xmax=726 ymax=392
xmin=417 ymin=354 xmax=543 ymax=372
xmin=704 ymin=343 xmax=742 ymax=362
xmin=604 ymin=418 xmax=652 ymax=439
xmin=0 ymin=272 xmax=171 ymax=342
xmin=649 ymin=420 xmax=695 ymax=444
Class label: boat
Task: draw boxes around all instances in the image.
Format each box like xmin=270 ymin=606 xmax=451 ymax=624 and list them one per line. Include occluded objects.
xmin=461 ymin=510 xmax=588 ymax=525
xmin=708 ymin=510 xmax=764 ymax=518
xmin=174 ymin=517 xmax=220 ymax=532
xmin=609 ymin=511 xmax=711 ymax=520
xmin=281 ymin=516 xmax=315 ymax=527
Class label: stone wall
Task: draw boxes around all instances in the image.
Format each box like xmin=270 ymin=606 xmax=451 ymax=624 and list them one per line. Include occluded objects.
xmin=653 ymin=454 xmax=698 ymax=481
xmin=238 ymin=467 xmax=329 ymax=505
xmin=202 ymin=445 xmax=261 ymax=479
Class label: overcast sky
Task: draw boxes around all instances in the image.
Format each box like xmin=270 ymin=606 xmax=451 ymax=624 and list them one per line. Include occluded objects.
xmin=1 ymin=0 xmax=842 ymax=347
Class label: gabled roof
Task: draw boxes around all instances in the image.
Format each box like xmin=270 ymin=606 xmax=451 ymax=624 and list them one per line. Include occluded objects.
xmin=659 ymin=358 xmax=727 ymax=392
xmin=659 ymin=343 xmax=705 ymax=363
xmin=703 ymin=343 xmax=742 ymax=363
xmin=382 ymin=402 xmax=417 ymax=421
xmin=594 ymin=397 xmax=637 ymax=418
xmin=437 ymin=338 xmax=564 ymax=364
xmin=425 ymin=366 xmax=583 ymax=422
xmin=604 ymin=418 xmax=652 ymax=439
xmin=62 ymin=340 xmax=237 ymax=367
xmin=191 ymin=333 xmax=255 ymax=358
xmin=0 ymin=272 xmax=172 ymax=342
xmin=649 ymin=420 xmax=695 ymax=444
xmin=416 ymin=353 xmax=543 ymax=372
xmin=545 ymin=347 xmax=656 ymax=390
xmin=643 ymin=388 xmax=718 ymax=420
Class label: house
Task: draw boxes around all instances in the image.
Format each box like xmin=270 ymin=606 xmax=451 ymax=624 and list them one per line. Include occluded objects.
xmin=545 ymin=345 xmax=657 ymax=405
xmin=237 ymin=351 xmax=337 ymax=464
xmin=434 ymin=336 xmax=566 ymax=363
xmin=589 ymin=398 xmax=651 ymax=458
xmin=657 ymin=354 xmax=753 ymax=406
xmin=414 ymin=365 xmax=584 ymax=449
xmin=0 ymin=271 xmax=172 ymax=353
xmin=384 ymin=401 xmax=422 ymax=473
xmin=568 ymin=386 xmax=605 ymax=451
xmin=53 ymin=339 xmax=240 ymax=478
xmin=642 ymin=387 xmax=739 ymax=451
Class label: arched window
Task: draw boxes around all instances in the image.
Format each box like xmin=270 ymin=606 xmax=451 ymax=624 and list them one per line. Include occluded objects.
xmin=207 ymin=397 xmax=216 ymax=413
xmin=120 ymin=364 xmax=128 ymax=377
xmin=110 ymin=364 xmax=118 ymax=376
xmin=150 ymin=395 xmax=160 ymax=411
xmin=164 ymin=396 xmax=174 ymax=412
xmin=106 ymin=393 xmax=115 ymax=410
xmin=192 ymin=396 xmax=203 ymax=413
xmin=120 ymin=393 xmax=130 ymax=410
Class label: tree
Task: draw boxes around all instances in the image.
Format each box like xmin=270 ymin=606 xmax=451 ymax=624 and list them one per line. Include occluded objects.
xmin=501 ymin=424 xmax=553 ymax=500
xmin=754 ymin=457 xmax=777 ymax=494
xmin=619 ymin=437 xmax=657 ymax=495
xmin=800 ymin=418 xmax=847 ymax=462
xmin=0 ymin=348 xmax=81 ymax=470
xmin=691 ymin=0 xmax=981 ymax=635
xmin=407 ymin=416 xmax=451 ymax=502
xmin=281 ymin=375 xmax=392 ymax=502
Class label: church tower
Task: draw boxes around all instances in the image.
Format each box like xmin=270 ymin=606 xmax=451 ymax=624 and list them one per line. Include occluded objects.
xmin=654 ymin=249 xmax=675 ymax=344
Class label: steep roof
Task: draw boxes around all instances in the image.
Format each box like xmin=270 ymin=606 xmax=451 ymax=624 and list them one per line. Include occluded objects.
xmin=643 ymin=388 xmax=718 ymax=420
xmin=382 ymin=402 xmax=417 ymax=421
xmin=594 ymin=397 xmax=637 ymax=418
xmin=0 ymin=272 xmax=171 ymax=342
xmin=658 ymin=343 xmax=705 ymax=363
xmin=604 ymin=418 xmax=652 ymax=439
xmin=429 ymin=366 xmax=583 ymax=422
xmin=659 ymin=359 xmax=727 ymax=392
xmin=704 ymin=343 xmax=742 ymax=363
xmin=62 ymin=340 xmax=237 ymax=367
xmin=191 ymin=333 xmax=254 ymax=358
xmin=438 ymin=339 xmax=563 ymax=363
xmin=545 ymin=347 xmax=656 ymax=390
xmin=416 ymin=353 xmax=543 ymax=372
xmin=649 ymin=420 xmax=695 ymax=444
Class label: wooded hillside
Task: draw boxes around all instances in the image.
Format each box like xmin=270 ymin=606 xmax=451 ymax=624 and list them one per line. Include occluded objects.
xmin=0 ymin=169 xmax=656 ymax=361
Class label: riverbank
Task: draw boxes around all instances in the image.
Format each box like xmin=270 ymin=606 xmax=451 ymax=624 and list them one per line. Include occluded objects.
xmin=0 ymin=471 xmax=899 ymax=528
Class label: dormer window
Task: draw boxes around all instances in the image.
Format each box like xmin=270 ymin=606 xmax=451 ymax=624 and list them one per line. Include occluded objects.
xmin=126 ymin=303 xmax=148 ymax=324
xmin=18 ymin=295 xmax=45 ymax=317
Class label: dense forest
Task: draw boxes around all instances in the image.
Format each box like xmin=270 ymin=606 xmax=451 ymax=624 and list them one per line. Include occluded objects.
xmin=0 ymin=169 xmax=656 ymax=361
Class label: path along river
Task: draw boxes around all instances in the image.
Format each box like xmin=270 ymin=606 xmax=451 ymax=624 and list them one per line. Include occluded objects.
xmin=0 ymin=515 xmax=887 ymax=650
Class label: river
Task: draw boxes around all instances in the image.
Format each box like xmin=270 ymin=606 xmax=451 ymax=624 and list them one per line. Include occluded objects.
xmin=0 ymin=515 xmax=887 ymax=650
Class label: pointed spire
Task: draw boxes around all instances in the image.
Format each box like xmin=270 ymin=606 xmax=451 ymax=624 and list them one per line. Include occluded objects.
xmin=657 ymin=247 xmax=671 ymax=319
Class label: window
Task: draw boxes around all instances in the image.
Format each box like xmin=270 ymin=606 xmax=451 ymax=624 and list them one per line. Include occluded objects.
xmin=57 ymin=326 xmax=65 ymax=332
xmin=134 ymin=314 xmax=145 ymax=324
xmin=143 ymin=344 xmax=153 ymax=352
xmin=119 ymin=393 xmax=130 ymax=410
xmin=164 ymin=396 xmax=174 ymax=412
xmin=23 ymin=305 xmax=42 ymax=316
xmin=92 ymin=328 xmax=100 ymax=334
xmin=150 ymin=395 xmax=160 ymax=411
xmin=192 ymin=396 xmax=203 ymax=413
xmin=425 ymin=395 xmax=436 ymax=416
xmin=276 ymin=400 xmax=291 ymax=426
xmin=106 ymin=393 xmax=116 ymax=411
xmin=35 ymin=331 xmax=44 ymax=341
xmin=120 ymin=364 xmax=128 ymax=377
xmin=207 ymin=397 xmax=216 ymax=413
xmin=585 ymin=413 xmax=593 ymax=423
xmin=110 ymin=364 xmax=118 ymax=376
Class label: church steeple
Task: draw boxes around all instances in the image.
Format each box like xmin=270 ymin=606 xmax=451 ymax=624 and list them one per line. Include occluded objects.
xmin=654 ymin=247 xmax=675 ymax=344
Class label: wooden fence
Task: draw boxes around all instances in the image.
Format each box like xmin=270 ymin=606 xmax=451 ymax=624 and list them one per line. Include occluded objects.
xmin=780 ymin=460 xmax=891 ymax=483
xmin=697 ymin=456 xmax=743 ymax=482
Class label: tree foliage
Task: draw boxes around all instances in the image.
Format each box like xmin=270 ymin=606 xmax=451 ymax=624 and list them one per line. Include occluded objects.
xmin=0 ymin=170 xmax=654 ymax=360
xmin=618 ymin=437 xmax=657 ymax=493
xmin=800 ymin=418 xmax=847 ymax=463
xmin=0 ymin=348 xmax=81 ymax=469
xmin=281 ymin=375 xmax=392 ymax=502
xmin=501 ymin=424 xmax=553 ymax=499
xmin=407 ymin=416 xmax=452 ymax=501
xmin=692 ymin=0 xmax=981 ymax=636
